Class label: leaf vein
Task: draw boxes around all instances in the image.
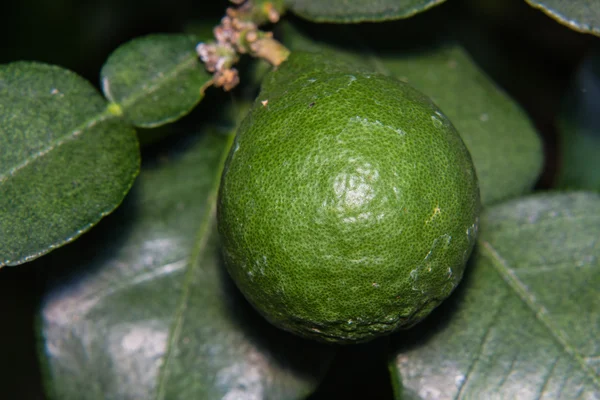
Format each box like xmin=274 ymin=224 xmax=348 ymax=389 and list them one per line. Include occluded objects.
xmin=495 ymin=354 xmax=517 ymax=392
xmin=154 ymin=132 xmax=235 ymax=400
xmin=0 ymin=106 xmax=115 ymax=183
xmin=454 ymin=298 xmax=505 ymax=399
xmin=480 ymin=240 xmax=600 ymax=390
xmin=537 ymin=355 xmax=560 ymax=399
xmin=487 ymin=215 xmax=600 ymax=238
xmin=106 ymin=55 xmax=198 ymax=113
xmin=514 ymin=261 xmax=597 ymax=276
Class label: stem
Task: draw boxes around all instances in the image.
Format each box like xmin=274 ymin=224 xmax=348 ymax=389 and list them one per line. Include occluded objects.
xmin=246 ymin=33 xmax=290 ymax=67
xmin=196 ymin=0 xmax=290 ymax=91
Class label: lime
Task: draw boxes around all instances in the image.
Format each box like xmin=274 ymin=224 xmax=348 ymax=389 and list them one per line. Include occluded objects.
xmin=217 ymin=52 xmax=480 ymax=343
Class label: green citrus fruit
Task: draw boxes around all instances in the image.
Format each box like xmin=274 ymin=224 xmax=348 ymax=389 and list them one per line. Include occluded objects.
xmin=217 ymin=52 xmax=480 ymax=343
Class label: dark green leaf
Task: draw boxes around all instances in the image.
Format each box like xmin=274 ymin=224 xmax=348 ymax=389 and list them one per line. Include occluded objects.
xmin=390 ymin=192 xmax=600 ymax=399
xmin=38 ymin=128 xmax=335 ymax=400
xmin=284 ymin=0 xmax=447 ymax=23
xmin=556 ymin=48 xmax=600 ymax=191
xmin=381 ymin=46 xmax=543 ymax=206
xmin=0 ymin=62 xmax=139 ymax=268
xmin=525 ymin=0 xmax=600 ymax=36
xmin=101 ymin=34 xmax=212 ymax=128
xmin=282 ymin=24 xmax=543 ymax=206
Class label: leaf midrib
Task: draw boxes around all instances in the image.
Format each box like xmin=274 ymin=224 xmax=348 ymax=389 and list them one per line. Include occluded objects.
xmin=0 ymin=106 xmax=116 ymax=183
xmin=103 ymin=54 xmax=201 ymax=115
xmin=479 ymin=239 xmax=600 ymax=390
xmin=154 ymin=132 xmax=235 ymax=400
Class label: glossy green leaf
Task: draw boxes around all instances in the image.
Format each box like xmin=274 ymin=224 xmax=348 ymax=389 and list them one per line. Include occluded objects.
xmin=525 ymin=0 xmax=600 ymax=36
xmin=0 ymin=62 xmax=139 ymax=268
xmin=556 ymin=49 xmax=600 ymax=191
xmin=101 ymin=34 xmax=212 ymax=128
xmin=281 ymin=24 xmax=543 ymax=206
xmin=390 ymin=192 xmax=600 ymax=399
xmin=38 ymin=128 xmax=335 ymax=400
xmin=284 ymin=0 xmax=447 ymax=22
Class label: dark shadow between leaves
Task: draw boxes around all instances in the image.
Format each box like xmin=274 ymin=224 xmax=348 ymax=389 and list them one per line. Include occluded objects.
xmin=38 ymin=183 xmax=140 ymax=294
xmin=281 ymin=1 xmax=459 ymax=59
xmin=306 ymin=336 xmax=395 ymax=400
xmin=214 ymin=244 xmax=419 ymax=399
xmin=0 ymin=261 xmax=47 ymax=400
xmin=387 ymin=247 xmax=476 ymax=357
xmin=137 ymin=84 xmax=237 ymax=149
xmin=215 ymin=248 xmax=337 ymax=390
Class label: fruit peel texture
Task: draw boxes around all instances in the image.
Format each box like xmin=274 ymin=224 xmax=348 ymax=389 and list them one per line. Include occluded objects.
xmin=217 ymin=52 xmax=481 ymax=343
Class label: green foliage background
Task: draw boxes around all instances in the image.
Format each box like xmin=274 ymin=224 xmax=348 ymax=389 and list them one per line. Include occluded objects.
xmin=0 ymin=1 xmax=226 ymax=397
xmin=1 ymin=0 xmax=598 ymax=398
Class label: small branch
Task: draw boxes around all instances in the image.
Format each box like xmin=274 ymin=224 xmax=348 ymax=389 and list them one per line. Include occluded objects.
xmin=196 ymin=0 xmax=289 ymax=91
xmin=244 ymin=31 xmax=290 ymax=66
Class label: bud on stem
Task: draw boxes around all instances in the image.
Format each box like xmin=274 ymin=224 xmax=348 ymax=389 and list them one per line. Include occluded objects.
xmin=197 ymin=0 xmax=289 ymax=91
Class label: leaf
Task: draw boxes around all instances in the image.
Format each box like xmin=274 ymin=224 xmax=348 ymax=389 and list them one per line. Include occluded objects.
xmin=525 ymin=0 xmax=600 ymax=36
xmin=389 ymin=192 xmax=600 ymax=399
xmin=0 ymin=62 xmax=139 ymax=268
xmin=100 ymin=34 xmax=212 ymax=128
xmin=38 ymin=127 xmax=335 ymax=400
xmin=556 ymin=48 xmax=600 ymax=192
xmin=382 ymin=47 xmax=543 ymax=207
xmin=281 ymin=23 xmax=543 ymax=206
xmin=284 ymin=0 xmax=447 ymax=23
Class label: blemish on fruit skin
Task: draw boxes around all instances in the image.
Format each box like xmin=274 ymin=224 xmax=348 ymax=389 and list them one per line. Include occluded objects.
xmin=425 ymin=204 xmax=441 ymax=225
xmin=410 ymin=234 xmax=453 ymax=290
xmin=372 ymin=282 xmax=380 ymax=288
xmin=261 ymin=99 xmax=268 ymax=107
xmin=349 ymin=116 xmax=405 ymax=135
xmin=431 ymin=112 xmax=445 ymax=129
xmin=466 ymin=219 xmax=479 ymax=242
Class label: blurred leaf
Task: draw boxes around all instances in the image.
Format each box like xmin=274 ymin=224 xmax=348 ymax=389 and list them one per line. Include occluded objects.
xmin=281 ymin=23 xmax=543 ymax=206
xmin=284 ymin=0 xmax=447 ymax=22
xmin=381 ymin=46 xmax=543 ymax=206
xmin=0 ymin=62 xmax=139 ymax=268
xmin=556 ymin=48 xmax=600 ymax=191
xmin=525 ymin=0 xmax=600 ymax=36
xmin=38 ymin=127 xmax=335 ymax=400
xmin=101 ymin=34 xmax=212 ymax=128
xmin=390 ymin=192 xmax=600 ymax=399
